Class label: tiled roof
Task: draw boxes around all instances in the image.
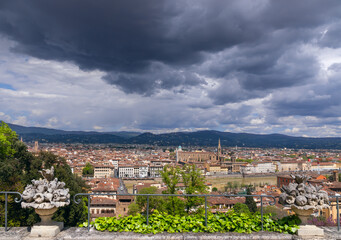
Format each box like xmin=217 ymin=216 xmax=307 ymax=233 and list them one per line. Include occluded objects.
xmin=92 ymin=197 xmax=117 ymax=205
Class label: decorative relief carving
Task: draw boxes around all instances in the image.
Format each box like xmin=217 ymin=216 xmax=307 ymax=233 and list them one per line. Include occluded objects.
xmin=279 ymin=174 xmax=329 ymax=210
xmin=21 ymin=167 xmax=70 ymax=209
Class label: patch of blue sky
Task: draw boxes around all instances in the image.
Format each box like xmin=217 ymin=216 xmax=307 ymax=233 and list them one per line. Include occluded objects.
xmin=0 ymin=82 xmax=16 ymax=90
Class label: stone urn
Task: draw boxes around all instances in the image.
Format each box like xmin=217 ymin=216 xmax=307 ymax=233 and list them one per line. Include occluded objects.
xmin=35 ymin=207 xmax=58 ymax=225
xmin=290 ymin=205 xmax=314 ymax=225
xmin=279 ymin=174 xmax=330 ymax=238
xmin=21 ymin=167 xmax=70 ymax=237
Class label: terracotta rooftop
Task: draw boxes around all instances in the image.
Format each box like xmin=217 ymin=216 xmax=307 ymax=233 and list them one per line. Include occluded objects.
xmin=91 ymin=177 xmax=120 ymax=192
xmin=92 ymin=197 xmax=117 ymax=205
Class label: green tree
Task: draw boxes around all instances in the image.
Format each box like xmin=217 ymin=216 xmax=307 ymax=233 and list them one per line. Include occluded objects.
xmin=0 ymin=124 xmax=88 ymax=227
xmin=159 ymin=164 xmax=207 ymax=214
xmin=160 ymin=165 xmax=180 ymax=195
xmin=212 ymin=187 xmax=218 ymax=192
xmin=127 ymin=203 xmax=140 ymax=216
xmin=181 ymin=164 xmax=207 ymax=212
xmin=225 ymin=182 xmax=233 ymax=192
xmin=0 ymin=121 xmax=17 ymax=159
xmin=0 ymin=122 xmax=22 ymax=190
xmin=233 ymin=182 xmax=239 ymax=192
xmin=82 ymin=162 xmax=94 ymax=176
xmin=160 ymin=165 xmax=184 ymax=215
xmin=245 ymin=185 xmax=257 ymax=213
xmin=233 ymin=202 xmax=250 ymax=214
xmin=135 ymin=186 xmax=165 ymax=214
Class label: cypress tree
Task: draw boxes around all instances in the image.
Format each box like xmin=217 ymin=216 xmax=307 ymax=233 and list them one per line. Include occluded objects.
xmin=245 ymin=185 xmax=257 ymax=213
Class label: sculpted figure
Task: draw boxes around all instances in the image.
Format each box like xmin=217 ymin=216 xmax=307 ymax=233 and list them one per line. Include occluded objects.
xmin=21 ymin=166 xmax=70 ymax=210
xmin=22 ymin=186 xmax=35 ymax=203
xmin=39 ymin=167 xmax=55 ymax=181
xmin=279 ymin=174 xmax=329 ymax=211
xmin=286 ymin=195 xmax=296 ymax=205
xmin=295 ymin=195 xmax=307 ymax=206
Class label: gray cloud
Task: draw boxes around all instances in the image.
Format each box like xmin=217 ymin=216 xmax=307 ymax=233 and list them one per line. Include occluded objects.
xmin=1 ymin=1 xmax=341 ymax=136
xmin=0 ymin=0 xmax=340 ymax=96
xmin=104 ymin=62 xmax=205 ymax=95
xmin=266 ymin=64 xmax=341 ymax=120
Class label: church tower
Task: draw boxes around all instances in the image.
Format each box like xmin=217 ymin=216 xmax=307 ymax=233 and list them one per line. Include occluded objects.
xmin=217 ymin=138 xmax=222 ymax=161
xmin=34 ymin=141 xmax=39 ymax=152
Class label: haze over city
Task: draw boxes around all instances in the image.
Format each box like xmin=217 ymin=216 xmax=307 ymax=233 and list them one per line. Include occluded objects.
xmin=1 ymin=1 xmax=341 ymax=137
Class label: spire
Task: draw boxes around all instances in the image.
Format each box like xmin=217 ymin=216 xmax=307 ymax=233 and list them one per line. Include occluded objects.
xmin=217 ymin=138 xmax=221 ymax=161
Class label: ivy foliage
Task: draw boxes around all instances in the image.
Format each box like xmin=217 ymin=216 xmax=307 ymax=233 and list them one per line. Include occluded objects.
xmin=81 ymin=210 xmax=299 ymax=234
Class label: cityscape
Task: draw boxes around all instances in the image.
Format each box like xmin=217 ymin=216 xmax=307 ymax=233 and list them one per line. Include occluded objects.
xmin=1 ymin=0 xmax=341 ymax=239
xmin=24 ymin=138 xmax=341 ymax=223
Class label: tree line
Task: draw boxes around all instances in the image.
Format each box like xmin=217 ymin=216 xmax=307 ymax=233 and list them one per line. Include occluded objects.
xmin=128 ymin=164 xmax=258 ymax=216
xmin=0 ymin=121 xmax=88 ymax=227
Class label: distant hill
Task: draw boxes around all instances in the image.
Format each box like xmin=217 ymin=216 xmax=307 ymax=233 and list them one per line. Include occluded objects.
xmin=3 ymin=122 xmax=341 ymax=149
xmin=6 ymin=123 xmax=138 ymax=143
xmin=128 ymin=130 xmax=341 ymax=149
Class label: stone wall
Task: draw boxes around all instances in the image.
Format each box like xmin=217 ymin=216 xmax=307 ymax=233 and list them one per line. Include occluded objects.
xmin=1 ymin=227 xmax=340 ymax=240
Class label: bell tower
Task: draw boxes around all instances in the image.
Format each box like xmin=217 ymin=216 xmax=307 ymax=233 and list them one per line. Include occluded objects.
xmin=217 ymin=138 xmax=221 ymax=161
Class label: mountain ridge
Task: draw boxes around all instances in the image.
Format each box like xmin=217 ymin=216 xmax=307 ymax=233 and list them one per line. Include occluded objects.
xmin=3 ymin=121 xmax=341 ymax=149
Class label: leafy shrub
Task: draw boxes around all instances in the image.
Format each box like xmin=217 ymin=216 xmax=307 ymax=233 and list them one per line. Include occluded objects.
xmin=258 ymin=205 xmax=288 ymax=220
xmin=277 ymin=214 xmax=301 ymax=226
xmin=80 ymin=210 xmax=299 ymax=234
xmin=233 ymin=203 xmax=250 ymax=214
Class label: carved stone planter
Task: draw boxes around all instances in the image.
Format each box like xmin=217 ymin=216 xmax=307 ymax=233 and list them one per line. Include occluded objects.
xmin=279 ymin=174 xmax=329 ymax=239
xmin=35 ymin=207 xmax=58 ymax=225
xmin=291 ymin=205 xmax=314 ymax=225
xmin=21 ymin=167 xmax=70 ymax=237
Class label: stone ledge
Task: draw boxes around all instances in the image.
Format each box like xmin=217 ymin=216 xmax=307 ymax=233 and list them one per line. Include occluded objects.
xmin=59 ymin=228 xmax=293 ymax=240
xmin=1 ymin=227 xmax=340 ymax=240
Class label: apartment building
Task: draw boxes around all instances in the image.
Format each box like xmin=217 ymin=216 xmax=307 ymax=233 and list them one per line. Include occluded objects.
xmin=94 ymin=164 xmax=115 ymax=178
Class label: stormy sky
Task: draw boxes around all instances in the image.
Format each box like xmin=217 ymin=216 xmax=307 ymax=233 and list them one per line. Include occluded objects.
xmin=1 ymin=0 xmax=341 ymax=137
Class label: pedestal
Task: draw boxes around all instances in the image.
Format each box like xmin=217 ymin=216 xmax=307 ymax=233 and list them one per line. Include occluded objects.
xmin=291 ymin=206 xmax=324 ymax=239
xmin=30 ymin=222 xmax=63 ymax=237
xmin=297 ymin=225 xmax=324 ymax=239
xmin=29 ymin=207 xmax=63 ymax=237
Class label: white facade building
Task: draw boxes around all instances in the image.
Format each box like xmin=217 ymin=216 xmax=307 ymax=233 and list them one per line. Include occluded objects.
xmin=118 ymin=165 xmax=134 ymax=178
xmin=94 ymin=165 xmax=115 ymax=178
xmin=241 ymin=162 xmax=276 ymax=174
xmin=139 ymin=165 xmax=149 ymax=178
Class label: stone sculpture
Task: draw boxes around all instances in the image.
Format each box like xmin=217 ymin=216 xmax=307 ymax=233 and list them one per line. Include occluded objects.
xmin=21 ymin=166 xmax=70 ymax=237
xmin=21 ymin=166 xmax=70 ymax=209
xmin=279 ymin=172 xmax=330 ymax=238
xmin=279 ymin=174 xmax=329 ymax=211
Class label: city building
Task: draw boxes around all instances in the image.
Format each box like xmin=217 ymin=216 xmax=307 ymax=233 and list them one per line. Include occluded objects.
xmin=118 ymin=165 xmax=135 ymax=178
xmin=94 ymin=164 xmax=115 ymax=178
xmin=240 ymin=162 xmax=276 ymax=174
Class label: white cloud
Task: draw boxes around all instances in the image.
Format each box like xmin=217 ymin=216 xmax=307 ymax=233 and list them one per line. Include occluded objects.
xmin=93 ymin=126 xmax=103 ymax=130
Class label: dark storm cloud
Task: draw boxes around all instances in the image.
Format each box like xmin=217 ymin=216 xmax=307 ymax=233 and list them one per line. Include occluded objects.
xmin=267 ymin=65 xmax=341 ymax=119
xmin=0 ymin=0 xmax=341 ymax=99
xmin=104 ymin=63 xmax=205 ymax=95
xmin=204 ymin=26 xmax=322 ymax=104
